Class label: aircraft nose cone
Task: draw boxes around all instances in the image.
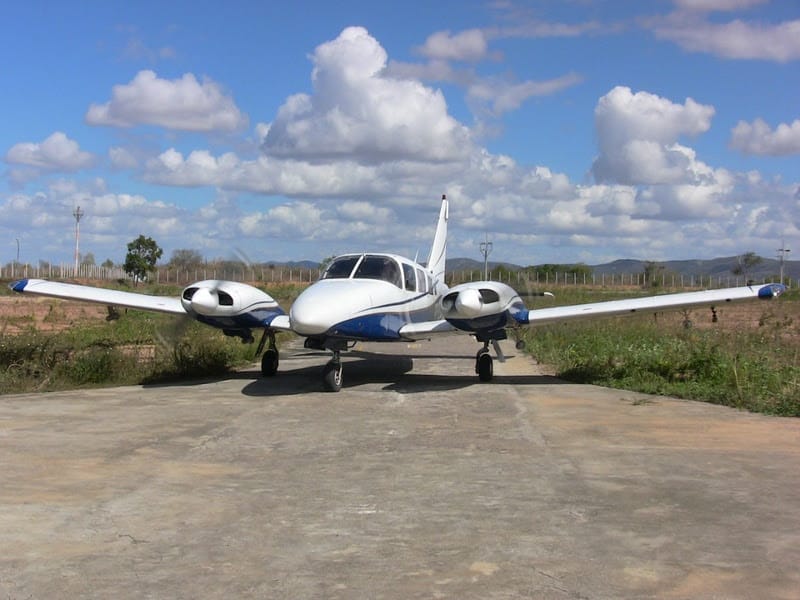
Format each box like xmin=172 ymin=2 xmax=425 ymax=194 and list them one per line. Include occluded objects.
xmin=290 ymin=289 xmax=334 ymax=335
xmin=290 ymin=281 xmax=367 ymax=336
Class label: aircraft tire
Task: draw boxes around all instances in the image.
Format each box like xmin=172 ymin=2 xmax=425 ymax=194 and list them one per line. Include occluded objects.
xmin=261 ymin=348 xmax=279 ymax=377
xmin=322 ymin=361 xmax=343 ymax=392
xmin=477 ymin=352 xmax=493 ymax=382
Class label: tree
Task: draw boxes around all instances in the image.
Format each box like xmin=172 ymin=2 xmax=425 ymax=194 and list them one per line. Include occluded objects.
xmin=168 ymin=248 xmax=204 ymax=270
xmin=81 ymin=252 xmax=96 ymax=266
xmin=732 ymin=251 xmax=762 ymax=283
xmin=643 ymin=261 xmax=664 ymax=287
xmin=124 ymin=235 xmax=163 ymax=284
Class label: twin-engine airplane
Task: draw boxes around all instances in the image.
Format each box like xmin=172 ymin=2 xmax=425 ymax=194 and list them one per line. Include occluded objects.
xmin=10 ymin=195 xmax=787 ymax=391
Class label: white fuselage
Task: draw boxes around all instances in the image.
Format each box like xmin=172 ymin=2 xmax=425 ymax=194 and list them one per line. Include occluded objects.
xmin=289 ymin=253 xmax=445 ymax=341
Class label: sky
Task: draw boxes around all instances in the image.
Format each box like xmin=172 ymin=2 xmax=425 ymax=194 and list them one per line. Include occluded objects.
xmin=1 ymin=0 xmax=799 ymax=268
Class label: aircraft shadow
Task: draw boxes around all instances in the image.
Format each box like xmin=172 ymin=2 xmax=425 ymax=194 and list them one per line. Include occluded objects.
xmin=143 ymin=350 xmax=565 ymax=395
xmin=240 ymin=354 xmax=564 ymax=396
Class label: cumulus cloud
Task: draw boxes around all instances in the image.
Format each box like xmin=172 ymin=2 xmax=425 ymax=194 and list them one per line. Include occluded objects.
xmin=86 ymin=70 xmax=248 ymax=131
xmin=5 ymin=132 xmax=94 ymax=171
xmin=729 ymin=118 xmax=800 ymax=156
xmin=261 ymin=27 xmax=472 ymax=163
xmin=592 ymin=86 xmax=715 ymax=185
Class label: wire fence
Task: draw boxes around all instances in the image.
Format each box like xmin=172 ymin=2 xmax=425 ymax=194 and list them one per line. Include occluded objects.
xmin=2 ymin=262 xmax=793 ymax=290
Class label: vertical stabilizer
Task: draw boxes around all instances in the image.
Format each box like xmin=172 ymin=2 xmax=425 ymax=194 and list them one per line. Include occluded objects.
xmin=427 ymin=194 xmax=449 ymax=285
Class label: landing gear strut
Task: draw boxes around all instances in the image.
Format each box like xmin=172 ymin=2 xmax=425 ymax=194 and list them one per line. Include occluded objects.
xmin=474 ymin=330 xmax=509 ymax=383
xmin=322 ymin=350 xmax=343 ymax=392
xmin=257 ymin=329 xmax=279 ymax=377
xmin=307 ymin=338 xmax=349 ymax=392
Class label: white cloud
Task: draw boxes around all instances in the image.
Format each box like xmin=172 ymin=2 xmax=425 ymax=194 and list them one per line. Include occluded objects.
xmin=467 ymin=72 xmax=583 ymax=116
xmin=109 ymin=146 xmax=139 ymax=169
xmin=652 ymin=14 xmax=800 ymax=62
xmin=729 ymin=118 xmax=800 ymax=156
xmin=672 ymin=0 xmax=769 ymax=13
xmin=5 ymin=132 xmax=94 ymax=171
xmin=262 ymin=26 xmax=472 ymax=163
xmin=592 ymin=86 xmax=715 ymax=185
xmin=86 ymin=70 xmax=248 ymax=131
xmin=416 ymin=29 xmax=489 ymax=62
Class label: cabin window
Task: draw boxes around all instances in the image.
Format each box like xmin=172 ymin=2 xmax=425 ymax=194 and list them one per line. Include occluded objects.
xmin=402 ymin=263 xmax=416 ymax=291
xmin=322 ymin=256 xmax=360 ymax=279
xmin=354 ymin=256 xmax=402 ymax=288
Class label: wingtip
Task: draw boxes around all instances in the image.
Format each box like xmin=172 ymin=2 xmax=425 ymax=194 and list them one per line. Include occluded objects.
xmin=758 ymin=283 xmax=787 ymax=299
xmin=9 ymin=279 xmax=29 ymax=293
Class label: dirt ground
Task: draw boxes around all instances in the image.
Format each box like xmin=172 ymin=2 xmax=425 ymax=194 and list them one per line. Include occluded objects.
xmin=0 ymin=296 xmax=111 ymax=334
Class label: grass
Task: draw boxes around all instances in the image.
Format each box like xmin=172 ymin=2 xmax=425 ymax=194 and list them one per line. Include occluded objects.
xmin=0 ymin=309 xmax=260 ymax=394
xmin=520 ymin=288 xmax=800 ymax=416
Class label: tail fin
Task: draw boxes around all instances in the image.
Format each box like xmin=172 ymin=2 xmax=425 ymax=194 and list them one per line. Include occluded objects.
xmin=427 ymin=194 xmax=448 ymax=285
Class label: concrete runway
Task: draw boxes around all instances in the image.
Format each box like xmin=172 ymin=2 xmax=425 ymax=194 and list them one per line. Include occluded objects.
xmin=1 ymin=335 xmax=799 ymax=599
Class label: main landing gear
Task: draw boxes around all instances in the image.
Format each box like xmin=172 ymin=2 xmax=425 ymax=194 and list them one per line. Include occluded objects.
xmin=257 ymin=329 xmax=279 ymax=377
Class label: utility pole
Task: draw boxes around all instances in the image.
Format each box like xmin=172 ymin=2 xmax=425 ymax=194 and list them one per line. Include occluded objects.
xmin=13 ymin=238 xmax=19 ymax=278
xmin=73 ymin=206 xmax=84 ymax=276
xmin=777 ymin=239 xmax=791 ymax=285
xmin=480 ymin=233 xmax=493 ymax=280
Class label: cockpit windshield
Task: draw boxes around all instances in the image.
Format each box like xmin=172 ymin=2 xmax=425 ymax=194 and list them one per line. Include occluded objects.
xmin=320 ymin=255 xmax=403 ymax=289
xmin=321 ymin=256 xmax=360 ymax=279
xmin=354 ymin=256 xmax=402 ymax=288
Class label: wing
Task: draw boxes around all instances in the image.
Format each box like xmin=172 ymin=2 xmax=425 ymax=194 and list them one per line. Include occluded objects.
xmin=439 ymin=281 xmax=787 ymax=334
xmin=516 ymin=283 xmax=787 ymax=326
xmin=10 ymin=278 xmax=186 ymax=314
xmin=267 ymin=314 xmax=294 ymax=332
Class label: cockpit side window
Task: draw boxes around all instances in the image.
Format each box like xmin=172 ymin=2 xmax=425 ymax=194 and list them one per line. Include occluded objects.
xmin=321 ymin=256 xmax=360 ymax=279
xmin=354 ymin=256 xmax=402 ymax=288
xmin=402 ymin=263 xmax=416 ymax=291
xmin=416 ymin=267 xmax=427 ymax=293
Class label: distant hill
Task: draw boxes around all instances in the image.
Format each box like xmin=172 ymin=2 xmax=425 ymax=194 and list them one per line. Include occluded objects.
xmin=587 ymin=256 xmax=799 ymax=281
xmin=272 ymin=255 xmax=799 ymax=282
xmin=445 ymin=256 xmax=799 ymax=282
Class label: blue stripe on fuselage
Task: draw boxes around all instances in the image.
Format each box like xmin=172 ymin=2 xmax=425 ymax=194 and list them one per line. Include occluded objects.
xmin=328 ymin=302 xmax=440 ymax=341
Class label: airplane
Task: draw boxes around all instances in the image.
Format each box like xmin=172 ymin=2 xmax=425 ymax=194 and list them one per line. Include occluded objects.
xmin=9 ymin=194 xmax=787 ymax=392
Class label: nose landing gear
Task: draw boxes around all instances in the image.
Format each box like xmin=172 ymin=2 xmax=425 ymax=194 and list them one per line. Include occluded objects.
xmin=474 ymin=330 xmax=509 ymax=383
xmin=322 ymin=351 xmax=343 ymax=392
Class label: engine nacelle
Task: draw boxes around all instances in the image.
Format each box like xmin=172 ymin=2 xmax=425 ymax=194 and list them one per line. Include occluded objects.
xmin=181 ymin=280 xmax=279 ymax=317
xmin=441 ymin=281 xmax=526 ymax=332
